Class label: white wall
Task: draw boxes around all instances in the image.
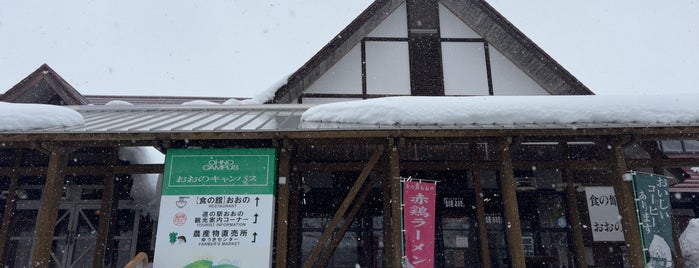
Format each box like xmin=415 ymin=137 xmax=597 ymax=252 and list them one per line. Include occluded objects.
xmin=306 ymin=45 xmax=362 ymax=94
xmin=368 ymin=3 xmax=407 ymax=38
xmin=306 ymin=3 xmax=410 ymax=97
xmin=442 ymin=42 xmax=489 ymax=95
xmin=303 ymin=1 xmax=549 ymax=100
xmin=439 ymin=3 xmax=480 ymax=38
xmin=489 ymin=48 xmax=548 ymax=95
xmin=365 ymin=41 xmax=411 ymax=94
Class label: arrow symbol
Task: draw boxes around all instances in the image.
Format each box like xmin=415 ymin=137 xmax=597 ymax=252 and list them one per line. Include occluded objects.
xmin=252 ymin=232 xmax=257 ymax=243
xmin=255 ymin=197 xmax=260 ymax=207
xmin=253 ymin=213 xmax=259 ymax=224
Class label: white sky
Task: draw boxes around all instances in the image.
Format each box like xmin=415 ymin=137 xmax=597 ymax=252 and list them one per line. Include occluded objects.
xmin=0 ymin=0 xmax=697 ymax=98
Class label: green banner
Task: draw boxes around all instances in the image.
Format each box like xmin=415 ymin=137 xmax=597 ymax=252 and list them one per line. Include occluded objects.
xmin=632 ymin=172 xmax=676 ymax=267
xmin=162 ymin=148 xmax=276 ymax=195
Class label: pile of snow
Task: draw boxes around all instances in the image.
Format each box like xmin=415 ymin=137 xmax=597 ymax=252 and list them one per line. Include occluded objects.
xmin=680 ymin=218 xmax=699 ymax=267
xmin=181 ymin=100 xmax=220 ymax=105
xmin=119 ymin=146 xmax=165 ymax=217
xmin=0 ymin=102 xmax=84 ymax=131
xmin=98 ymin=74 xmax=289 ymax=106
xmin=225 ymin=74 xmax=290 ymax=105
xmin=301 ymin=95 xmax=699 ymax=125
xmin=105 ymin=100 xmax=134 ymax=106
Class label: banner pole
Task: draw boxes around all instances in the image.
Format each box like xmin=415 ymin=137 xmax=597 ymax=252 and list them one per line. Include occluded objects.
xmin=400 ymin=178 xmax=406 ymax=267
xmin=629 ymin=171 xmax=648 ymax=267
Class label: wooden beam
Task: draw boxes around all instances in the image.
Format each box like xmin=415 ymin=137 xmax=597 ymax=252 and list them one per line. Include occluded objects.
xmin=0 ymin=164 xmax=163 ymax=177
xmin=469 ymin=143 xmax=491 ymax=268
xmin=472 ymin=168 xmax=491 ymax=268
xmin=287 ymin=166 xmax=301 ymax=267
xmin=561 ymin=142 xmax=588 ymax=268
xmin=498 ymin=137 xmax=526 ymax=267
xmin=316 ymin=166 xmax=381 ymax=267
xmin=275 ymin=144 xmax=291 ymax=267
xmin=0 ymin=167 xmax=46 ymax=176
xmin=7 ymin=125 xmax=699 ymax=144
xmin=0 ymin=149 xmax=22 ymax=263
xmin=609 ymin=139 xmax=645 ymax=268
xmin=627 ymin=158 xmax=699 ymax=169
xmin=302 ymin=147 xmax=383 ymax=268
xmin=382 ymin=150 xmax=395 ymax=268
xmin=30 ymin=145 xmax=69 ymax=267
xmin=92 ymin=150 xmax=118 ymax=267
xmin=297 ymin=162 xmax=367 ymax=171
xmin=389 ymin=144 xmax=403 ymax=268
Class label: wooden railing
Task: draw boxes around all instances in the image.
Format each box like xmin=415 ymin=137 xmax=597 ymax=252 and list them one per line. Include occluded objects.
xmin=123 ymin=252 xmax=149 ymax=268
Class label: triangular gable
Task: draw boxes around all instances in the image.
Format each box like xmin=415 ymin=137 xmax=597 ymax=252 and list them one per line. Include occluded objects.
xmin=440 ymin=0 xmax=591 ymax=95
xmin=272 ymin=0 xmax=592 ymax=104
xmin=1 ymin=64 xmax=89 ymax=105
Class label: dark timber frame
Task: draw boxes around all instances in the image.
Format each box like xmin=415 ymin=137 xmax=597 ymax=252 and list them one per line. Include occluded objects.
xmin=274 ymin=0 xmax=592 ymax=104
xmin=299 ymin=37 xmax=495 ymax=102
xmin=0 ymin=124 xmax=696 ymax=267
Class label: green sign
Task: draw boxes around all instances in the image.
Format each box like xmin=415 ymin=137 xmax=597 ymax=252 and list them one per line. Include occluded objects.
xmin=632 ymin=172 xmax=676 ymax=267
xmin=162 ymin=148 xmax=276 ymax=195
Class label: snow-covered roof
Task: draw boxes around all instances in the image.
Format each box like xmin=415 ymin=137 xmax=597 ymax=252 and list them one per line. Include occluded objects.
xmin=0 ymin=101 xmax=84 ymax=131
xmin=301 ymin=95 xmax=699 ymax=125
xmin=2 ymin=95 xmax=699 ymax=139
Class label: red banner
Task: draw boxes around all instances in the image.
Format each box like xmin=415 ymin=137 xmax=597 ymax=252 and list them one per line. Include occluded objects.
xmin=403 ymin=180 xmax=437 ymax=268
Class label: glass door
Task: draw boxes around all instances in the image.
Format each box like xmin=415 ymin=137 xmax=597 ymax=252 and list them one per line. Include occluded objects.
xmin=6 ymin=182 xmax=142 ymax=268
xmin=50 ymin=204 xmax=100 ymax=268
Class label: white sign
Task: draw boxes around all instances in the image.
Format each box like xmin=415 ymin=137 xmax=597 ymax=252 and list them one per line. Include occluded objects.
xmin=153 ymin=194 xmax=275 ymax=267
xmin=153 ymin=148 xmax=276 ymax=268
xmin=585 ymin=186 xmax=625 ymax=241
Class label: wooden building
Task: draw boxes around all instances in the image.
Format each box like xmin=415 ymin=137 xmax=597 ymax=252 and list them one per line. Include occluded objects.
xmin=1 ymin=1 xmax=696 ymax=267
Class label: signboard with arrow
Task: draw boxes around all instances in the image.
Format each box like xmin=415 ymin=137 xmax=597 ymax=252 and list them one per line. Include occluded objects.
xmin=153 ymin=148 xmax=276 ymax=268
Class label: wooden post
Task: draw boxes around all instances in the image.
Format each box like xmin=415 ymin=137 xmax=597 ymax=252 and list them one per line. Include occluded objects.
xmin=275 ymin=143 xmax=291 ymax=267
xmin=470 ymin=143 xmax=491 ymax=268
xmin=389 ymin=143 xmax=403 ymax=268
xmin=382 ymin=149 xmax=395 ymax=268
xmin=30 ymin=145 xmax=69 ymax=268
xmin=472 ymin=168 xmax=491 ymax=268
xmin=92 ymin=149 xmax=119 ymax=267
xmin=0 ymin=149 xmax=23 ymax=263
xmin=497 ymin=137 xmax=526 ymax=267
xmin=561 ymin=143 xmax=588 ymax=268
xmin=609 ymin=139 xmax=645 ymax=268
xmin=287 ymin=165 xmax=301 ymax=267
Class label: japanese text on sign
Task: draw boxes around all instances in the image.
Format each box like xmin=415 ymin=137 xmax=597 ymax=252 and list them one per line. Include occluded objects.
xmin=585 ymin=186 xmax=625 ymax=241
xmin=403 ymin=180 xmax=437 ymax=268
xmin=154 ymin=148 xmax=276 ymax=267
xmin=632 ymin=173 xmax=676 ymax=266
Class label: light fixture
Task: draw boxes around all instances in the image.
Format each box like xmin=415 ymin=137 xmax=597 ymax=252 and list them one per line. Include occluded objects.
xmin=15 ymin=190 xmax=28 ymax=200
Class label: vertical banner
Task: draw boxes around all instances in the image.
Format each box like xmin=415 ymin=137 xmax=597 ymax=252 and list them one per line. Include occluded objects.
xmin=584 ymin=186 xmax=625 ymax=241
xmin=632 ymin=172 xmax=676 ymax=267
xmin=403 ymin=180 xmax=437 ymax=268
xmin=153 ymin=148 xmax=276 ymax=268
